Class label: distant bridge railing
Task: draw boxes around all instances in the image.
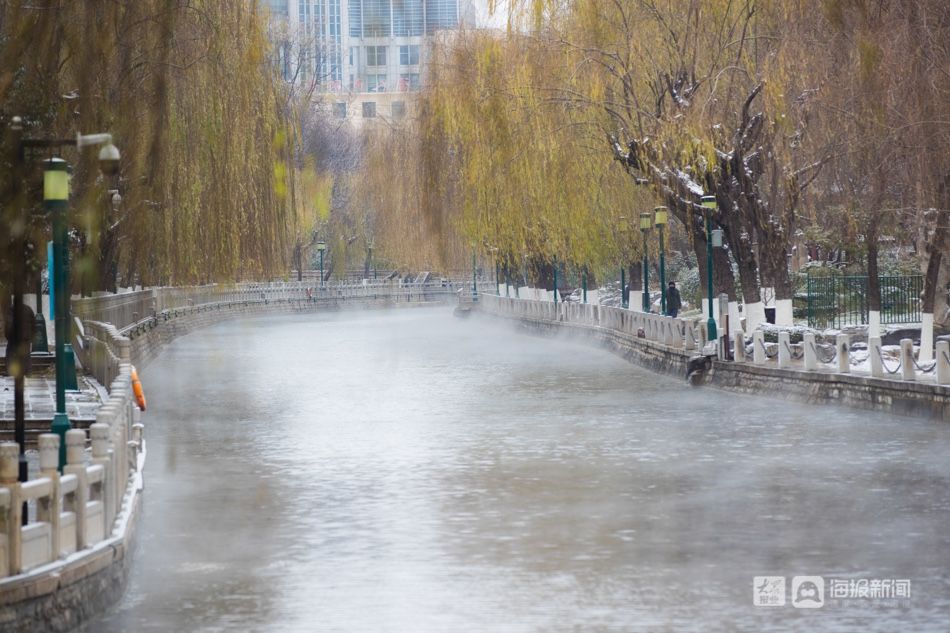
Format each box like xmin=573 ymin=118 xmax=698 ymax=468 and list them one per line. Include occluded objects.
xmin=72 ymin=279 xmax=467 ymax=334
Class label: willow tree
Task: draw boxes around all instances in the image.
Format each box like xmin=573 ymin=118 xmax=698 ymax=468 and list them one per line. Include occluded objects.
xmin=354 ymin=29 xmax=654 ymax=287
xmin=0 ymin=0 xmax=295 ymax=294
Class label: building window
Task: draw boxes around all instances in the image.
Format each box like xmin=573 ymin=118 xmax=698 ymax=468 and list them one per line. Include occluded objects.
xmin=399 ymin=72 xmax=421 ymax=91
xmin=349 ymin=47 xmax=357 ymax=66
xmin=333 ymin=102 xmax=347 ymax=119
xmin=399 ymin=44 xmax=420 ymax=66
xmin=425 ymin=0 xmax=458 ymax=33
xmin=393 ymin=0 xmax=424 ymax=36
xmin=391 ymin=101 xmax=406 ymax=119
xmin=363 ymin=0 xmax=392 ymax=37
xmin=367 ymin=73 xmax=387 ymax=92
xmin=366 ymin=45 xmax=387 ymax=67
xmin=362 ymin=101 xmax=377 ymax=118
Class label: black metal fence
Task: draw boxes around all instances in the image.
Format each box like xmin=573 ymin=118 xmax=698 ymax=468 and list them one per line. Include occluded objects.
xmin=806 ymin=272 xmax=922 ymax=329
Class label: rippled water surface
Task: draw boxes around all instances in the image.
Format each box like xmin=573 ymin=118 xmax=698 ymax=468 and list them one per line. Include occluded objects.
xmin=85 ymin=308 xmax=950 ymax=632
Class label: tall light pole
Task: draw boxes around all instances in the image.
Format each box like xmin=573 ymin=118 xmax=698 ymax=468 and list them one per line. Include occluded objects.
xmin=488 ymin=246 xmax=499 ymax=294
xmin=582 ymin=266 xmax=588 ymax=304
xmin=640 ymin=212 xmax=652 ymax=312
xmin=655 ymin=206 xmax=668 ymax=314
xmin=471 ymin=247 xmax=477 ymax=302
xmin=45 ymin=157 xmax=72 ymax=468
xmin=316 ymin=240 xmax=326 ymax=288
xmin=701 ymin=195 xmax=718 ymax=341
xmin=367 ymin=238 xmax=375 ymax=280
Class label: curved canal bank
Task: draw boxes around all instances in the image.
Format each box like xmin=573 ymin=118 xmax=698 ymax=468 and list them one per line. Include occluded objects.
xmin=476 ymin=295 xmax=950 ymax=421
xmin=83 ymin=308 xmax=950 ymax=632
xmin=0 ymin=283 xmax=456 ymax=633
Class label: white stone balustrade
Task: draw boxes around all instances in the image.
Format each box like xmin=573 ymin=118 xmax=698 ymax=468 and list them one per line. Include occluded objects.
xmin=733 ymin=331 xmax=746 ymax=362
xmin=753 ymin=331 xmax=766 ymax=365
xmin=804 ymin=333 xmax=818 ymax=372
xmin=869 ymin=337 xmax=884 ymax=378
xmin=837 ymin=334 xmax=850 ymax=374
xmin=901 ymin=338 xmax=915 ymax=382
xmin=938 ymin=341 xmax=950 ymax=386
xmin=0 ymin=428 xmax=125 ymax=578
xmin=778 ymin=332 xmax=791 ymax=369
xmin=480 ymin=294 xmax=950 ymax=393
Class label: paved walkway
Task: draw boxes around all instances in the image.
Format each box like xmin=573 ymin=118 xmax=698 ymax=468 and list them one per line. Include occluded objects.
xmin=0 ymin=374 xmax=103 ymax=422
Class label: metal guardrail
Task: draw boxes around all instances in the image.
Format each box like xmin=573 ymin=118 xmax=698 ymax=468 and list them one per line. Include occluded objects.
xmin=806 ymin=272 xmax=922 ymax=329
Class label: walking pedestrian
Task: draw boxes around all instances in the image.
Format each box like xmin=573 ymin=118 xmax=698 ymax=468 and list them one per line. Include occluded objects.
xmin=666 ymin=281 xmax=682 ymax=318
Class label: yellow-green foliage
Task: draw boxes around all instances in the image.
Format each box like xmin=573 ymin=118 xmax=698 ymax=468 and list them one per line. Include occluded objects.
xmin=0 ymin=0 xmax=295 ymax=287
xmin=355 ymin=30 xmax=654 ymax=276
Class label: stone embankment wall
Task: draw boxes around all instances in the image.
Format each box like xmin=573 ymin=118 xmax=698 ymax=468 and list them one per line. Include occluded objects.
xmin=478 ymin=294 xmax=950 ymax=421
xmin=0 ymin=282 xmax=455 ymax=633
xmin=0 ymin=326 xmax=143 ymax=633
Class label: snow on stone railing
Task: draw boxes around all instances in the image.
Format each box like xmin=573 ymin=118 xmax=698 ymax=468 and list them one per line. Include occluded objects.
xmin=478 ymin=293 xmax=950 ymax=386
xmin=73 ymin=280 xmax=461 ymax=333
xmin=0 ymin=311 xmax=144 ymax=579
xmin=0 ymin=409 xmax=143 ymax=577
xmin=477 ymin=294 xmax=708 ymax=352
xmin=80 ymin=320 xmax=131 ymax=389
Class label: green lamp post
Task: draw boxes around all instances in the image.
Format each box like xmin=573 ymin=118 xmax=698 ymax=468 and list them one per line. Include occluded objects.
xmin=471 ymin=248 xmax=477 ymax=302
xmin=316 ymin=240 xmax=326 ymax=288
xmin=367 ymin=239 xmax=375 ymax=280
xmin=45 ymin=157 xmax=72 ymax=468
xmin=655 ymin=206 xmax=668 ymax=315
xmin=639 ymin=211 xmax=651 ymax=312
xmin=582 ymin=266 xmax=587 ymax=304
xmin=701 ymin=195 xmax=718 ymax=341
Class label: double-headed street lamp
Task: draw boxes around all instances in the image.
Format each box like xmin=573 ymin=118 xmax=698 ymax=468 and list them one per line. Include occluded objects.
xmin=654 ymin=206 xmax=668 ymax=314
xmin=701 ymin=195 xmax=718 ymax=341
xmin=43 ymin=134 xmax=120 ymax=468
xmin=639 ymin=212 xmax=651 ymax=311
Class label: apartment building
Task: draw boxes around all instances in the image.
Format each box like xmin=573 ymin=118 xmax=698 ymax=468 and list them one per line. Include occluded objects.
xmin=264 ymin=0 xmax=463 ymax=125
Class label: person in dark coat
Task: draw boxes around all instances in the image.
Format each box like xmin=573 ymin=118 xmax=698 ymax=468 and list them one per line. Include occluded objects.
xmin=666 ymin=281 xmax=682 ymax=318
xmin=3 ymin=301 xmax=35 ymax=377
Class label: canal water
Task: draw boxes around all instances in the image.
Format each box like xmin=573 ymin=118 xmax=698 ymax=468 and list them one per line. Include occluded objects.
xmin=84 ymin=307 xmax=950 ymax=632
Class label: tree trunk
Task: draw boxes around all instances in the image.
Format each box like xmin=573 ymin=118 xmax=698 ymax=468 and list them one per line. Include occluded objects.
xmin=867 ymin=228 xmax=881 ymax=313
xmin=922 ymin=208 xmax=949 ymax=314
xmin=628 ymin=261 xmax=642 ymax=292
xmin=723 ymin=226 xmax=760 ymax=306
xmin=693 ymin=224 xmax=737 ymax=301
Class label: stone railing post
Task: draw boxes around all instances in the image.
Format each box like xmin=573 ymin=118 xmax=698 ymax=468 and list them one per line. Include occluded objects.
xmin=0 ymin=442 xmax=22 ymax=575
xmin=753 ymin=331 xmax=766 ymax=365
xmin=683 ymin=322 xmax=695 ymax=351
xmin=900 ymin=338 xmax=915 ymax=381
xmin=869 ymin=337 xmax=884 ymax=378
xmin=803 ymin=333 xmax=817 ymax=372
xmin=837 ymin=334 xmax=850 ymax=374
xmin=63 ymin=429 xmax=88 ymax=549
xmin=671 ymin=320 xmax=684 ymax=349
xmin=778 ymin=331 xmax=791 ymax=369
xmin=37 ymin=434 xmax=61 ymax=560
xmin=90 ymin=423 xmax=114 ymax=531
xmin=938 ymin=340 xmax=950 ymax=386
xmin=130 ymin=423 xmax=145 ymax=470
xmin=734 ymin=331 xmax=746 ymax=362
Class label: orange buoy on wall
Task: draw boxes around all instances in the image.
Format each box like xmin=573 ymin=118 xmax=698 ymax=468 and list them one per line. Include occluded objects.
xmin=131 ymin=365 xmax=147 ymax=411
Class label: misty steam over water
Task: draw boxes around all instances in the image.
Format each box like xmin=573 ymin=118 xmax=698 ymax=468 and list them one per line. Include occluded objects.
xmin=85 ymin=308 xmax=950 ymax=632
